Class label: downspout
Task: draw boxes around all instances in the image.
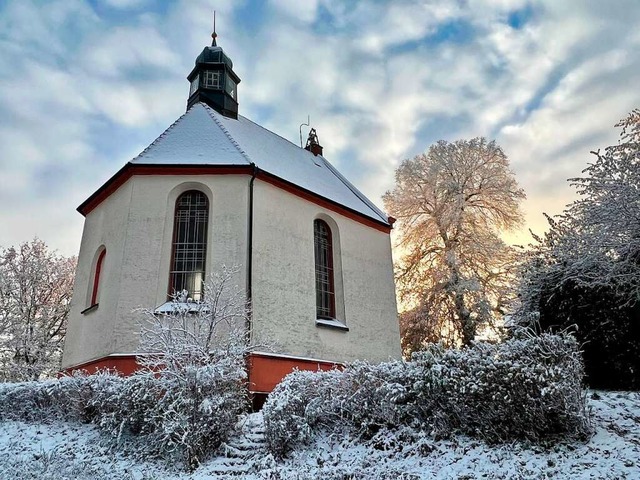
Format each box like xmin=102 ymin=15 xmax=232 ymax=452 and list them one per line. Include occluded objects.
xmin=246 ymin=164 xmax=258 ymax=343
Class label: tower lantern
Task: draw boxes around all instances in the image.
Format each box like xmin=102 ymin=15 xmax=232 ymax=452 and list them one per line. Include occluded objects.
xmin=186 ymin=24 xmax=241 ymax=118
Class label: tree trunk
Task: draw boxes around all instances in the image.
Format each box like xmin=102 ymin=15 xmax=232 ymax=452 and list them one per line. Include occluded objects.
xmin=447 ymin=246 xmax=475 ymax=346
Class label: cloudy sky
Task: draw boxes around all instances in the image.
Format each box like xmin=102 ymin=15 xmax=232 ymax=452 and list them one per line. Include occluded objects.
xmin=1 ymin=0 xmax=639 ymax=256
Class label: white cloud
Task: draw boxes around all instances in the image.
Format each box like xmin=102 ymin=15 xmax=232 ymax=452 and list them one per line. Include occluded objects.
xmin=1 ymin=0 xmax=640 ymax=256
xmin=79 ymin=26 xmax=183 ymax=78
xmin=271 ymin=0 xmax=319 ymax=24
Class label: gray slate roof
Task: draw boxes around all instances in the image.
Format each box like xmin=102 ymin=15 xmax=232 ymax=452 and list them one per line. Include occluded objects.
xmin=131 ymin=103 xmax=389 ymax=225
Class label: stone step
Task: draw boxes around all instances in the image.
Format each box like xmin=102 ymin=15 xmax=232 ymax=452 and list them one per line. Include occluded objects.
xmin=207 ymin=412 xmax=266 ymax=475
xmin=223 ymin=443 xmax=266 ymax=456
xmin=207 ymin=458 xmax=258 ymax=475
xmin=225 ymin=445 xmax=264 ymax=455
xmin=229 ymin=437 xmax=266 ymax=446
xmin=222 ymin=445 xmax=252 ymax=458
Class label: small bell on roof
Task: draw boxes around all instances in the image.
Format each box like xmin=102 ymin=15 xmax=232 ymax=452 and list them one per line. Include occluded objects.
xmin=305 ymin=128 xmax=323 ymax=156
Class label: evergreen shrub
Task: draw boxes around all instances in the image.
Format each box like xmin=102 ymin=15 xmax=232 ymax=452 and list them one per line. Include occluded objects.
xmin=263 ymin=332 xmax=591 ymax=456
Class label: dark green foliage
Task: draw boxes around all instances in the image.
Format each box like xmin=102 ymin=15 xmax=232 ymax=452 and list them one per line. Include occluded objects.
xmin=516 ymin=108 xmax=640 ymax=391
xmin=535 ymin=277 xmax=640 ymax=390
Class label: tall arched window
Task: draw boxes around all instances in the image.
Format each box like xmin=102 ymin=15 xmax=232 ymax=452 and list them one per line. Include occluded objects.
xmin=91 ymin=248 xmax=106 ymax=306
xmin=169 ymin=190 xmax=209 ymax=302
xmin=314 ymin=219 xmax=335 ymax=318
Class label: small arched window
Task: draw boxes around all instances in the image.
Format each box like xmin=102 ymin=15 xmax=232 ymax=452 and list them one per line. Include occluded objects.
xmin=91 ymin=248 xmax=106 ymax=306
xmin=314 ymin=219 xmax=335 ymax=319
xmin=169 ymin=190 xmax=209 ymax=302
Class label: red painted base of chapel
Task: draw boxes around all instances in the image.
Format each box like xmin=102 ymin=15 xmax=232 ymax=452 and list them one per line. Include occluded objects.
xmin=246 ymin=352 xmax=340 ymax=393
xmin=62 ymin=352 xmax=340 ymax=394
xmin=63 ymin=354 xmax=140 ymax=376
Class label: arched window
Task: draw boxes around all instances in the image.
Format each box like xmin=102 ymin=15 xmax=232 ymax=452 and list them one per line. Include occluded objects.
xmin=169 ymin=190 xmax=209 ymax=302
xmin=314 ymin=219 xmax=335 ymax=318
xmin=91 ymin=248 xmax=106 ymax=306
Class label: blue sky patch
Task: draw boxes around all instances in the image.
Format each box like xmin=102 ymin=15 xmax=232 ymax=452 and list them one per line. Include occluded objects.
xmin=235 ymin=0 xmax=267 ymax=37
xmin=428 ymin=19 xmax=475 ymax=45
xmin=389 ymin=19 xmax=475 ymax=56
xmin=411 ymin=113 xmax=472 ymax=156
xmin=86 ymin=0 xmax=170 ymax=22
xmin=507 ymin=4 xmax=535 ymax=29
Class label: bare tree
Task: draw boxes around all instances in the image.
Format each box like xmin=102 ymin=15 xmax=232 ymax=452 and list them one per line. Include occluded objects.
xmin=138 ymin=265 xmax=251 ymax=371
xmin=384 ymin=138 xmax=525 ymax=351
xmin=0 ymin=239 xmax=76 ymax=381
xmin=98 ymin=265 xmax=253 ymax=470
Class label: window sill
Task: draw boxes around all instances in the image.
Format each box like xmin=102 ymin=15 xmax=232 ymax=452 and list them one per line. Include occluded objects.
xmin=154 ymin=301 xmax=210 ymax=315
xmin=81 ymin=304 xmax=99 ymax=315
xmin=316 ymin=318 xmax=349 ymax=331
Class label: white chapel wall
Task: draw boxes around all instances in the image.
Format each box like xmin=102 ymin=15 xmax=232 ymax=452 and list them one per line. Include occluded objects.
xmin=111 ymin=174 xmax=250 ymax=355
xmin=251 ymin=180 xmax=401 ymax=364
xmin=62 ymin=180 xmax=134 ymax=368
xmin=62 ymin=174 xmax=250 ymax=368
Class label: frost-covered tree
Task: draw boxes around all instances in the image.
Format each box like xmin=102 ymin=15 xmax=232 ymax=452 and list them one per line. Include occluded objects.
xmin=138 ymin=265 xmax=251 ymax=372
xmin=516 ymin=109 xmax=640 ymax=389
xmin=384 ymin=138 xmax=525 ymax=351
xmin=548 ymin=109 xmax=639 ymax=295
xmin=0 ymin=239 xmax=76 ymax=381
xmin=94 ymin=266 xmax=252 ymax=471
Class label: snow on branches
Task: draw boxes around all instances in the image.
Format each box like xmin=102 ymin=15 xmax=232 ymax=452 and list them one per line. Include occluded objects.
xmin=137 ymin=265 xmax=251 ymax=372
xmin=384 ymin=138 xmax=525 ymax=350
xmin=0 ymin=239 xmax=76 ymax=381
xmin=523 ymin=109 xmax=640 ymax=303
xmin=92 ymin=266 xmax=252 ymax=471
xmin=515 ymin=109 xmax=640 ymax=389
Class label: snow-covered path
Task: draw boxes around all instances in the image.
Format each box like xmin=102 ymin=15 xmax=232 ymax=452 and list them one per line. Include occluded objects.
xmin=0 ymin=391 xmax=638 ymax=479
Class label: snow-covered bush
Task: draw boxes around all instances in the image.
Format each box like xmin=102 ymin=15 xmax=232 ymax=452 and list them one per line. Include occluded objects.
xmin=89 ymin=357 xmax=247 ymax=469
xmin=264 ymin=361 xmax=420 ymax=456
xmin=262 ymin=369 xmax=338 ymax=456
xmin=323 ymin=361 xmax=420 ymax=435
xmin=0 ymin=372 xmax=108 ymax=423
xmin=411 ymin=332 xmax=590 ymax=442
xmin=264 ymin=333 xmax=591 ymax=456
xmin=89 ymin=267 xmax=251 ymax=471
xmin=0 ymin=267 xmax=252 ymax=472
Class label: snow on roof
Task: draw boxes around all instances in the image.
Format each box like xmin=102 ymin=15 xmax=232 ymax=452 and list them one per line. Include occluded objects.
xmin=131 ymin=103 xmax=250 ymax=166
xmin=131 ymin=103 xmax=389 ymax=225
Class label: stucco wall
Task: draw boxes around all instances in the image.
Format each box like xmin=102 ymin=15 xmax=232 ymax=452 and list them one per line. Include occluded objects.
xmin=62 ymin=174 xmax=249 ymax=369
xmin=63 ymin=172 xmax=400 ymax=370
xmin=251 ymin=180 xmax=401 ymax=363
xmin=62 ymin=180 xmax=133 ymax=368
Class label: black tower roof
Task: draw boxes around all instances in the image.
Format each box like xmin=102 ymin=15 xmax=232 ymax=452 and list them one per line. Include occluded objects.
xmin=186 ymin=30 xmax=240 ymax=118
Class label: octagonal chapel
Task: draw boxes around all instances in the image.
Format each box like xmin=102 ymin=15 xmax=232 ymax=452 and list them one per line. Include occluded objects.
xmin=62 ymin=31 xmax=401 ymax=395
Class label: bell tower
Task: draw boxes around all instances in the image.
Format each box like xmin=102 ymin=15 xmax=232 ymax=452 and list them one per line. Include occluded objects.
xmin=186 ymin=17 xmax=241 ymax=118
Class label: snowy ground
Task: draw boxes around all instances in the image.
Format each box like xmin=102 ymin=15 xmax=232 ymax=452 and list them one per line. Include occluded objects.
xmin=0 ymin=391 xmax=638 ymax=479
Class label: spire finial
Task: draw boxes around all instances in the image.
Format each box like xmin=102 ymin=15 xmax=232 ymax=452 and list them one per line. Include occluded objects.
xmin=211 ymin=11 xmax=217 ymax=46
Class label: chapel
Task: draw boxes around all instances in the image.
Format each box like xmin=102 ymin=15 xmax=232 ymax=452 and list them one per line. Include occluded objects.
xmin=61 ymin=30 xmax=401 ymax=395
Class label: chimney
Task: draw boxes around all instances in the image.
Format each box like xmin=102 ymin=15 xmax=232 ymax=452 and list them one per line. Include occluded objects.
xmin=304 ymin=128 xmax=323 ymax=156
